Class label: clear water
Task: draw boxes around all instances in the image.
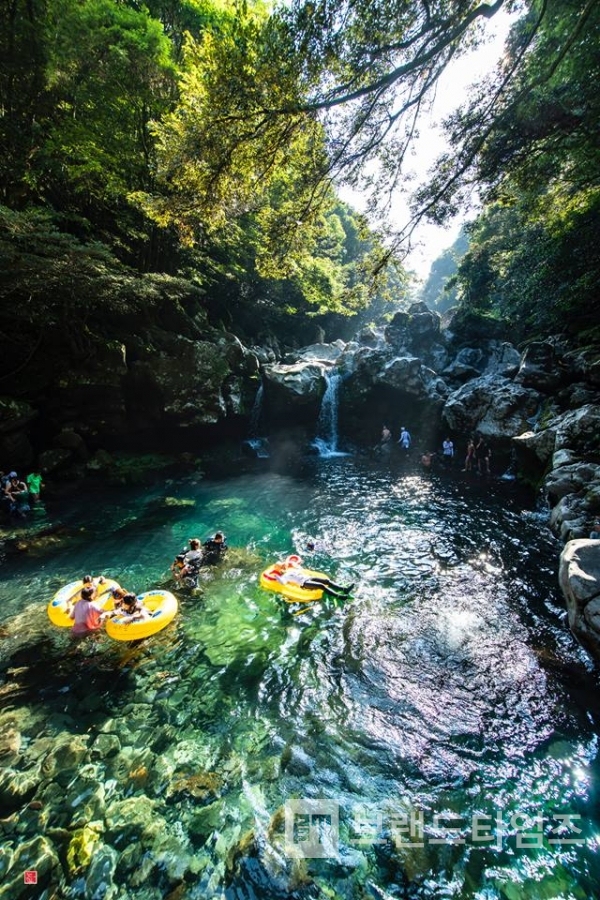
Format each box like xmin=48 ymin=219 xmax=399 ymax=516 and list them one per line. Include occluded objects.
xmin=1 ymin=457 xmax=599 ymax=899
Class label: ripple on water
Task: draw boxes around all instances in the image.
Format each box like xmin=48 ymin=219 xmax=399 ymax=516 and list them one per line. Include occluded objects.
xmin=0 ymin=459 xmax=599 ymax=898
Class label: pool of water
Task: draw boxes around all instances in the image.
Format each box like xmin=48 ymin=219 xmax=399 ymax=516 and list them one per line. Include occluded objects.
xmin=1 ymin=456 xmax=599 ymax=899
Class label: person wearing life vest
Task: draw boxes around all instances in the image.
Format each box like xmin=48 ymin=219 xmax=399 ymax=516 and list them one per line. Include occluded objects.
xmin=274 ymin=556 xmax=354 ymax=599
xmin=201 ymin=531 xmax=228 ymax=565
xmin=172 ymin=538 xmax=203 ymax=581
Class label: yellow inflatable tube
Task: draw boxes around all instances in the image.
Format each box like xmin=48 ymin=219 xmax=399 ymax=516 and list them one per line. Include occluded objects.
xmin=47 ymin=578 xmax=120 ymax=627
xmin=260 ymin=564 xmax=331 ymax=603
xmin=105 ymin=590 xmax=178 ymax=641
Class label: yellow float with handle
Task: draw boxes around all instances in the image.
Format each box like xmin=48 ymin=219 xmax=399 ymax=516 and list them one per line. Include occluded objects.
xmin=47 ymin=578 xmax=121 ymax=627
xmin=105 ymin=590 xmax=178 ymax=641
xmin=259 ymin=555 xmax=330 ymax=603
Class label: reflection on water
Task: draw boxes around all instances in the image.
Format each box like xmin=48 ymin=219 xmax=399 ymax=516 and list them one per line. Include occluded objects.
xmin=1 ymin=457 xmax=599 ymax=899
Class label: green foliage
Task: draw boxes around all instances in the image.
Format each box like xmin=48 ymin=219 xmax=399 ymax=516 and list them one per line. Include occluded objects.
xmin=444 ymin=0 xmax=600 ymax=342
xmin=1 ymin=0 xmax=402 ymax=340
xmin=0 ymin=204 xmax=208 ymax=382
xmin=420 ymin=228 xmax=469 ymax=313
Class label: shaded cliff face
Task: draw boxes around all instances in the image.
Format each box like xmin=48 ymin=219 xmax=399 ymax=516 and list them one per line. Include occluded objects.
xmin=0 ymin=303 xmax=260 ymax=472
xmin=2 ymin=300 xmax=599 ymax=518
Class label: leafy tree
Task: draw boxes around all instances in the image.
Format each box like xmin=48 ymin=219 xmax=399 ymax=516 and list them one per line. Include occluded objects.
xmin=449 ymin=1 xmax=600 ymax=342
xmin=420 ymin=227 xmax=469 ymax=312
xmin=142 ymin=0 xmax=514 ymax=263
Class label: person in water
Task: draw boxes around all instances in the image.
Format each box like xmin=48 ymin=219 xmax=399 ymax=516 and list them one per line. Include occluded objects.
xmin=81 ymin=574 xmax=106 ymax=600
xmin=202 ymin=531 xmax=228 ymax=565
xmin=117 ymin=593 xmax=150 ymax=623
xmin=421 ymin=451 xmax=436 ymax=469
xmin=69 ymin=586 xmax=111 ymax=637
xmin=398 ymin=426 xmax=411 ymax=454
xmin=274 ymin=557 xmax=354 ymax=599
xmin=172 ymin=538 xmax=203 ymax=580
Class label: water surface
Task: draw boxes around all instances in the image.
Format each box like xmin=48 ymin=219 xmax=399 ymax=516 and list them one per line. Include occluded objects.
xmin=1 ymin=457 xmax=598 ymax=899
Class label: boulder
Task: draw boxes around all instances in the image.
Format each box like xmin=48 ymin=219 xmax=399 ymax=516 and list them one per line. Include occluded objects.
xmin=515 ymin=340 xmax=564 ymax=391
xmin=384 ymin=303 xmax=441 ymax=353
xmin=262 ymin=361 xmax=328 ymax=423
xmin=443 ymin=342 xmax=520 ymax=383
xmin=545 ymin=463 xmax=600 ymax=505
xmin=550 ymin=495 xmax=589 ymax=541
xmin=377 ymin=357 xmax=449 ymax=402
xmin=290 ymin=341 xmax=346 ymax=364
xmin=562 ymin=347 xmax=600 ymax=386
xmin=512 ymin=428 xmax=556 ymax=470
xmin=357 ymin=326 xmax=386 ymax=348
xmin=129 ymin=337 xmax=230 ymax=427
xmin=559 ymin=540 xmax=600 ymax=660
xmin=553 ymin=404 xmax=600 ymax=457
xmin=442 ymin=375 xmax=542 ymax=439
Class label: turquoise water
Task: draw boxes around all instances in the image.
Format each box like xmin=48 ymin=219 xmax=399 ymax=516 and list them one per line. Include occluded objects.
xmin=1 ymin=457 xmax=599 ymax=899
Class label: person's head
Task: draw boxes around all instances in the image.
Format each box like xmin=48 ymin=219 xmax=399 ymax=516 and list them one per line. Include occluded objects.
xmin=112 ymin=586 xmax=127 ymax=604
xmin=306 ymin=541 xmax=315 ymax=552
xmin=285 ymin=554 xmax=302 ymax=568
xmin=121 ymin=593 xmax=138 ymax=609
xmin=189 ymin=538 xmax=200 ymax=550
xmin=8 ymin=471 xmax=17 ymax=479
xmin=81 ymin=586 xmax=95 ymax=601
xmin=213 ymin=532 xmax=224 ymax=543
xmin=83 ymin=575 xmax=93 ymax=584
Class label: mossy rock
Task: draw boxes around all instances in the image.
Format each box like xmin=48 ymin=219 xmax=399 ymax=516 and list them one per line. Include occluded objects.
xmin=66 ymin=824 xmax=102 ymax=875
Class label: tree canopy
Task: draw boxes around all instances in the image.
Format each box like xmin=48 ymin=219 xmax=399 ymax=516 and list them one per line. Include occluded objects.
xmin=1 ymin=0 xmax=598 ymax=347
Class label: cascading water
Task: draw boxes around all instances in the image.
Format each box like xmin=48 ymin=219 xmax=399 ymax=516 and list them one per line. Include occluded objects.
xmin=313 ymin=370 xmax=347 ymax=457
xmin=244 ymin=381 xmax=270 ymax=458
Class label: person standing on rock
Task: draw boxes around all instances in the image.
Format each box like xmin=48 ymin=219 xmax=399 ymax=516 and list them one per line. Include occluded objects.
xmin=398 ymin=427 xmax=411 ymax=454
xmin=475 ymin=436 xmax=491 ymax=475
xmin=442 ymin=437 xmax=454 ymax=468
xmin=26 ymin=470 xmax=43 ymax=505
xmin=463 ymin=438 xmax=475 ymax=472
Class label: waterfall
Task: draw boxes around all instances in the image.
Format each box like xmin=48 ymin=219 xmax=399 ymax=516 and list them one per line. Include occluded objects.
xmin=244 ymin=382 xmax=270 ymax=458
xmin=249 ymin=382 xmax=264 ymax=436
xmin=313 ymin=371 xmax=347 ymax=457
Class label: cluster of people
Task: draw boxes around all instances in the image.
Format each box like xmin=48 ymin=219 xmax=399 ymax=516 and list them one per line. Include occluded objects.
xmin=374 ymin=425 xmax=411 ymax=454
xmin=375 ymin=424 xmax=493 ymax=475
xmin=420 ymin=436 xmax=492 ymax=473
xmin=67 ymin=531 xmax=229 ymax=641
xmin=1 ymin=469 xmax=43 ymax=518
xmin=69 ymin=576 xmax=149 ymax=638
xmin=171 ymin=532 xmax=228 ymax=586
